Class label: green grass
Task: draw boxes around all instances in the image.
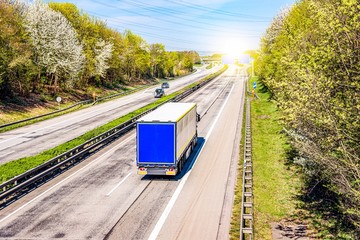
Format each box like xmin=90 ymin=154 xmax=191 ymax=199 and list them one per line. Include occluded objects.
xmin=251 ymin=76 xmax=302 ymax=239
xmin=229 ymin=101 xmax=246 ymax=240
xmin=0 ymin=97 xmax=166 ymax=183
xmin=230 ymin=76 xmax=302 ymax=239
xmin=230 ymin=74 xmax=358 ymax=239
xmin=0 ymin=65 xmax=228 ymax=184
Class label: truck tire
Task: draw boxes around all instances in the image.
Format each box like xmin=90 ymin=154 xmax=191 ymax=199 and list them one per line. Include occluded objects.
xmin=178 ymin=156 xmax=184 ymax=172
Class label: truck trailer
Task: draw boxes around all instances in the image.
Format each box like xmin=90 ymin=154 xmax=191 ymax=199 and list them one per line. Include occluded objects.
xmin=136 ymin=102 xmax=198 ymax=175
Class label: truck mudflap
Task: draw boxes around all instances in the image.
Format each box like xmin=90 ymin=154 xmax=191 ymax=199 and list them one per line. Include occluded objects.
xmin=138 ymin=167 xmax=178 ymax=176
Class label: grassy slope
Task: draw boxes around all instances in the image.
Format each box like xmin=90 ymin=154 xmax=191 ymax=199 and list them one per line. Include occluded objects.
xmin=230 ymin=76 xmax=302 ymax=239
xmin=229 ymin=105 xmax=245 ymax=240
xmin=251 ymin=80 xmax=301 ymax=239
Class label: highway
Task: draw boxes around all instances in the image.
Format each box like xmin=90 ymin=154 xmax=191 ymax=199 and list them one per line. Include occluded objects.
xmin=0 ymin=65 xmax=221 ymax=164
xmin=0 ymin=65 xmax=247 ymax=240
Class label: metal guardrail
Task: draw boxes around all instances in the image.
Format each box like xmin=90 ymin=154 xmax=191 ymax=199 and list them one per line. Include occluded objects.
xmin=0 ymin=67 xmax=226 ymax=207
xmin=0 ymin=84 xmax=157 ymax=130
xmin=240 ymin=99 xmax=254 ymax=240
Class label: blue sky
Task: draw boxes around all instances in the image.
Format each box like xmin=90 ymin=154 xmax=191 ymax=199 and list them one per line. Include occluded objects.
xmin=47 ymin=0 xmax=295 ymax=54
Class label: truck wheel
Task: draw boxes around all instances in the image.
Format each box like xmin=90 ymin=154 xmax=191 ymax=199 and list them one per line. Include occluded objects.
xmin=192 ymin=137 xmax=197 ymax=150
xmin=178 ymin=160 xmax=183 ymax=172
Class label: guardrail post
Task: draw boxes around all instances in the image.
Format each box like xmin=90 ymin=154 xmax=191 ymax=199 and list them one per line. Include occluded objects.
xmin=240 ymin=99 xmax=253 ymax=240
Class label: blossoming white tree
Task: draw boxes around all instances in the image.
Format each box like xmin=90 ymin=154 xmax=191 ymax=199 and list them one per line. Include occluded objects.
xmin=24 ymin=0 xmax=85 ymax=89
xmin=94 ymin=39 xmax=113 ymax=78
xmin=263 ymin=7 xmax=291 ymax=44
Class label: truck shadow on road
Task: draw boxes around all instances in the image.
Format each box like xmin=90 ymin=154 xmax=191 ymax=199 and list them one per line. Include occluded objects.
xmin=175 ymin=137 xmax=205 ymax=180
xmin=141 ymin=137 xmax=205 ymax=181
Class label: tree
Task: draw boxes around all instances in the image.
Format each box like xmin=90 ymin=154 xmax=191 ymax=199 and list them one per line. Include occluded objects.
xmin=24 ymin=0 xmax=85 ymax=91
xmin=164 ymin=51 xmax=178 ymax=76
xmin=121 ymin=30 xmax=150 ymax=81
xmin=0 ymin=0 xmax=35 ymax=98
xmin=257 ymin=0 xmax=360 ymax=229
xmin=150 ymin=43 xmax=166 ymax=78
xmin=94 ymin=39 xmax=113 ymax=79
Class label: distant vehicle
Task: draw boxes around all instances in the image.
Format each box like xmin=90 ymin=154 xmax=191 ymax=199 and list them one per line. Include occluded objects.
xmin=161 ymin=82 xmax=170 ymax=88
xmin=154 ymin=88 xmax=165 ymax=98
xmin=136 ymin=102 xmax=198 ymax=176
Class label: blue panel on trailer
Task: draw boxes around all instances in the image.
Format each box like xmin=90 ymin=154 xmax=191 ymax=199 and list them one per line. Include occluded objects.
xmin=137 ymin=123 xmax=175 ymax=164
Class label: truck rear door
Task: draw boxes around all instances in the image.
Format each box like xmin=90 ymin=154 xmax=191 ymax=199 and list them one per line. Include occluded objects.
xmin=137 ymin=123 xmax=176 ymax=165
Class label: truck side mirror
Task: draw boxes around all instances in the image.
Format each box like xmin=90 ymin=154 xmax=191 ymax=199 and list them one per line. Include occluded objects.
xmin=196 ymin=113 xmax=201 ymax=122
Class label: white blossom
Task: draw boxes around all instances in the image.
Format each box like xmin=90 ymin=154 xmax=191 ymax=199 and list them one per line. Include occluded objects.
xmin=263 ymin=6 xmax=291 ymax=44
xmin=24 ymin=0 xmax=85 ymax=85
xmin=94 ymin=39 xmax=113 ymax=78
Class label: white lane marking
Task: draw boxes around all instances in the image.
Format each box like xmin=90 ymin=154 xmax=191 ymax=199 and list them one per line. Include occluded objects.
xmin=0 ymin=151 xmax=15 ymax=158
xmin=205 ymin=84 xmax=234 ymax=140
xmin=148 ymin=84 xmax=235 ymax=240
xmin=142 ymin=87 xmax=154 ymax=94
xmin=106 ymin=172 xmax=132 ymax=196
xmin=0 ymin=134 xmax=135 ymax=224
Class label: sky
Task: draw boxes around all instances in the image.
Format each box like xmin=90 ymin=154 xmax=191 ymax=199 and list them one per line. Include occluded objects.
xmin=46 ymin=0 xmax=295 ymax=54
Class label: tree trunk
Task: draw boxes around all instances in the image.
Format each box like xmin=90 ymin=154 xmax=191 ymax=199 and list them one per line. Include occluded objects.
xmin=54 ymin=74 xmax=58 ymax=94
xmin=32 ymin=69 xmax=41 ymax=92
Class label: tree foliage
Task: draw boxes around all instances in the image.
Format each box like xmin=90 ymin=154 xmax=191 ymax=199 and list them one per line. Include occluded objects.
xmin=25 ymin=0 xmax=85 ymax=90
xmin=0 ymin=0 xmax=35 ymax=97
xmin=257 ymin=0 xmax=360 ymax=229
xmin=0 ymin=1 xmax=200 ymax=99
xmin=94 ymin=39 xmax=113 ymax=78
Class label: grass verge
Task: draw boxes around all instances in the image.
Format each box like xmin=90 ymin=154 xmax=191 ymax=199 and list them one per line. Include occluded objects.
xmin=0 ymin=65 xmax=228 ymax=184
xmin=251 ymin=76 xmax=302 ymax=239
xmin=229 ymin=98 xmax=246 ymax=239
xmin=230 ymin=75 xmax=358 ymax=239
xmin=230 ymin=76 xmax=302 ymax=239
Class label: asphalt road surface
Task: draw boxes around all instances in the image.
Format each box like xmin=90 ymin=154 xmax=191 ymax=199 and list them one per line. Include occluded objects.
xmin=0 ymin=65 xmax=221 ymax=164
xmin=0 ymin=65 xmax=247 ymax=240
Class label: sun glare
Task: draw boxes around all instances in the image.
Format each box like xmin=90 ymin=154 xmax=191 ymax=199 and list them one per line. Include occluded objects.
xmin=217 ymin=39 xmax=250 ymax=64
xmin=218 ymin=39 xmax=248 ymax=56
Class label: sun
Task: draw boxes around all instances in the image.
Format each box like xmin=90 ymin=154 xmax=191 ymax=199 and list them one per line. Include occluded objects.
xmin=218 ymin=38 xmax=249 ymax=57
xmin=216 ymin=38 xmax=251 ymax=64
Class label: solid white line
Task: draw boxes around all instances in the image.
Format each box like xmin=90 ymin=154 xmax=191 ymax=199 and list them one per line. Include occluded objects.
xmin=148 ymin=83 xmax=235 ymax=240
xmin=0 ymin=151 xmax=15 ymax=158
xmin=106 ymin=172 xmax=132 ymax=196
xmin=205 ymin=84 xmax=234 ymax=140
xmin=0 ymin=134 xmax=135 ymax=224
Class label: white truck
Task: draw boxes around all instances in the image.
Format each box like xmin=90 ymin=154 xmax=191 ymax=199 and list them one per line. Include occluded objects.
xmin=136 ymin=102 xmax=198 ymax=175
